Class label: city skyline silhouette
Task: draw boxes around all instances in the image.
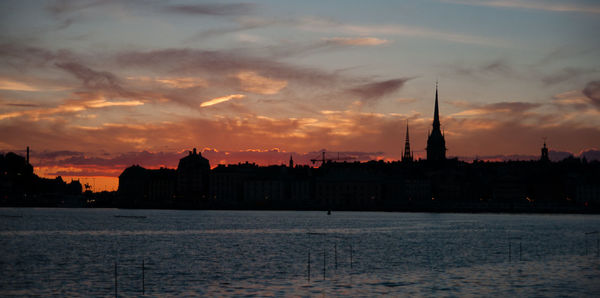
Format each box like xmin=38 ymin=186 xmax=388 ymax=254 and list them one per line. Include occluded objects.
xmin=1 ymin=1 xmax=599 ymax=192
xmin=3 ymin=83 xmax=600 ymax=192
xmin=3 ymin=88 xmax=599 ymax=214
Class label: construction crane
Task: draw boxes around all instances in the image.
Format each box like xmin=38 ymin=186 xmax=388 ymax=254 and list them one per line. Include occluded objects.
xmin=310 ymin=151 xmax=355 ymax=166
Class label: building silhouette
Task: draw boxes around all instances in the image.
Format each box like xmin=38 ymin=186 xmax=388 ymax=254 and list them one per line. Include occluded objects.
xmin=426 ymin=83 xmax=447 ymax=161
xmin=402 ymin=121 xmax=413 ymax=162
xmin=177 ymin=148 xmax=210 ymax=202
xmin=541 ymin=140 xmax=549 ymax=162
xmin=0 ymin=148 xmax=82 ymax=207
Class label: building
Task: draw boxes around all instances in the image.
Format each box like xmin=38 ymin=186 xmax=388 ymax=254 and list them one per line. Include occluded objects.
xmin=176 ymin=148 xmax=210 ymax=202
xmin=118 ymin=165 xmax=176 ymax=207
xmin=426 ymin=83 xmax=447 ymax=161
xmin=402 ymin=121 xmax=413 ymax=162
xmin=541 ymin=140 xmax=549 ymax=162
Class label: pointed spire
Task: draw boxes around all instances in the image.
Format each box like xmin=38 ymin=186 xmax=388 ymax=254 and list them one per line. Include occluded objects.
xmin=403 ymin=120 xmax=413 ymax=162
xmin=427 ymin=81 xmax=446 ymax=161
xmin=289 ymin=154 xmax=294 ymax=168
xmin=433 ymin=81 xmax=440 ymax=130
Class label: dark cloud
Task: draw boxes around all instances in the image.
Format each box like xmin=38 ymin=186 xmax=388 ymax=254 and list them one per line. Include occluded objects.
xmin=537 ymin=47 xmax=596 ymax=66
xmin=165 ymin=3 xmax=255 ymax=16
xmin=36 ymin=150 xmax=83 ymax=160
xmin=447 ymin=59 xmax=515 ymax=77
xmin=115 ymin=48 xmax=347 ymax=88
xmin=348 ymin=78 xmax=411 ymax=103
xmin=456 ymin=149 xmax=600 ymax=162
xmin=482 ymin=101 xmax=541 ymax=112
xmin=451 ymin=101 xmax=542 ymax=116
xmin=186 ymin=18 xmax=281 ymax=42
xmin=548 ymin=150 xmax=575 ymax=161
xmin=480 ymin=60 xmax=512 ymax=74
xmin=45 ymin=1 xmax=255 ymax=31
xmin=583 ymin=80 xmax=600 ymax=106
xmin=0 ymin=44 xmax=74 ymax=69
xmin=580 ymin=149 xmax=600 ymax=161
xmin=542 ymin=67 xmax=599 ymax=85
xmin=3 ymin=103 xmax=40 ymax=107
xmin=46 ymin=0 xmax=103 ymax=16
xmin=55 ymin=62 xmax=132 ymax=96
xmin=2 ymin=44 xmax=413 ymax=108
xmin=45 ymin=0 xmax=121 ymax=30
xmin=60 ymin=151 xmax=182 ymax=168
xmin=263 ymin=38 xmax=384 ymax=60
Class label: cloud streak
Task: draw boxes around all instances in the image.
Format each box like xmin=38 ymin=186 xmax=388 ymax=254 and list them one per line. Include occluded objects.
xmin=0 ymin=98 xmax=143 ymax=120
xmin=323 ymin=37 xmax=390 ymax=46
xmin=443 ymin=0 xmax=600 ymax=14
xmin=55 ymin=62 xmax=131 ymax=96
xmin=451 ymin=101 xmax=542 ymax=117
xmin=337 ymin=24 xmax=506 ymax=47
xmin=164 ymin=3 xmax=256 ymax=16
xmin=200 ymin=94 xmax=245 ymax=107
xmin=348 ymin=78 xmax=412 ymax=103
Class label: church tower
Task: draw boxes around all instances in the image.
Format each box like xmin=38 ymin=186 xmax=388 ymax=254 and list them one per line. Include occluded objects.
xmin=540 ymin=139 xmax=549 ymax=162
xmin=426 ymin=82 xmax=446 ymax=161
xmin=402 ymin=121 xmax=413 ymax=162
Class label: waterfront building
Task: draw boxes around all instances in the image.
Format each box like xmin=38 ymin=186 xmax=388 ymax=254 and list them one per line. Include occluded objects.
xmin=177 ymin=148 xmax=210 ymax=201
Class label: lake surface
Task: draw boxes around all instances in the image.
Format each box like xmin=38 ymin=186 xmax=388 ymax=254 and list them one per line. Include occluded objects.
xmin=1 ymin=208 xmax=599 ymax=296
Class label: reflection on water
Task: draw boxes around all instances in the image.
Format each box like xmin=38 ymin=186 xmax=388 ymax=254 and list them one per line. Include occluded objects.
xmin=1 ymin=208 xmax=599 ymax=296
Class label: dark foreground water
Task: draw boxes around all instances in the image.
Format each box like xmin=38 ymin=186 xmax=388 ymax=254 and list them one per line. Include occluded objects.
xmin=1 ymin=209 xmax=599 ymax=296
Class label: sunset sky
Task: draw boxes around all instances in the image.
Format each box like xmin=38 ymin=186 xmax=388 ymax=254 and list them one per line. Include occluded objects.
xmin=1 ymin=0 xmax=599 ymax=191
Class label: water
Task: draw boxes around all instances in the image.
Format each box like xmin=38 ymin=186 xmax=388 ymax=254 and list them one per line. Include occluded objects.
xmin=1 ymin=208 xmax=599 ymax=296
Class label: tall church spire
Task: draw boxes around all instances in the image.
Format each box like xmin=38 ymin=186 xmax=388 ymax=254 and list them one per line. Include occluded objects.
xmin=427 ymin=81 xmax=446 ymax=162
xmin=433 ymin=81 xmax=440 ymax=130
xmin=402 ymin=120 xmax=413 ymax=162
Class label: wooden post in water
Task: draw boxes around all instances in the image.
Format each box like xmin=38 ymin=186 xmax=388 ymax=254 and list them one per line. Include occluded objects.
xmin=323 ymin=247 xmax=326 ymax=280
xmin=584 ymin=231 xmax=599 ymax=257
xmin=114 ymin=261 xmax=118 ymax=298
xmin=350 ymin=244 xmax=353 ymax=269
xmin=307 ymin=250 xmax=311 ymax=281
xmin=142 ymin=259 xmax=145 ymax=295
xmin=334 ymin=243 xmax=337 ymax=270
xmin=519 ymin=242 xmax=522 ymax=261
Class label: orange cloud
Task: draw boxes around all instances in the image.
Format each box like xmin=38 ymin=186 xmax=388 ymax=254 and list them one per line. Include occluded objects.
xmin=127 ymin=76 xmax=208 ymax=89
xmin=0 ymin=98 xmax=144 ymax=120
xmin=0 ymin=79 xmax=40 ymax=91
xmin=200 ymin=94 xmax=245 ymax=107
xmin=236 ymin=71 xmax=287 ymax=95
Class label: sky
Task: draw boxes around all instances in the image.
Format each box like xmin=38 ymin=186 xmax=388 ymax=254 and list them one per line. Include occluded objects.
xmin=1 ymin=0 xmax=599 ymax=191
